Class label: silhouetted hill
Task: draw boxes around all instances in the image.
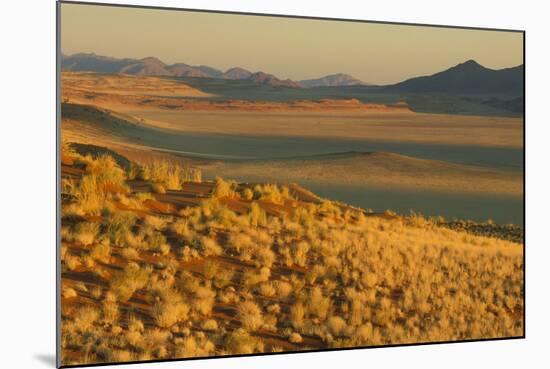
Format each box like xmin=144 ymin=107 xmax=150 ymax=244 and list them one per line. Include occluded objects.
xmin=385 ymin=60 xmax=523 ymax=96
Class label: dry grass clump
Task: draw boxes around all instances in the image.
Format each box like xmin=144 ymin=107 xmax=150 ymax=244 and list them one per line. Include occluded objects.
xmin=139 ymin=160 xmax=201 ymax=190
xmin=110 ymin=262 xmax=152 ymax=301
xmin=238 ymin=300 xmax=264 ymax=331
xmin=72 ymin=222 xmax=100 ymax=246
xmin=63 ymin=286 xmax=78 ymax=299
xmin=152 ymin=288 xmax=190 ymax=328
xmin=174 ymin=335 xmax=215 ymax=358
xmin=248 ymin=202 xmax=267 ymax=227
xmin=62 ymin=154 xmax=130 ymax=216
xmin=225 ymin=328 xmax=264 ymax=355
xmin=253 ymin=183 xmax=293 ymax=204
xmin=103 ymin=211 xmax=137 ymax=247
xmin=90 ymin=242 xmax=111 ymax=263
xmin=200 ymin=236 xmax=223 ymax=257
xmin=212 ymin=177 xmax=236 ymax=198
xmin=201 ymin=319 xmax=219 ymax=331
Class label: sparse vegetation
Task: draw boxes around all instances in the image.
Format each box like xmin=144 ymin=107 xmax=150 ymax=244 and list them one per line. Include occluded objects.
xmin=60 ymin=145 xmax=523 ymax=366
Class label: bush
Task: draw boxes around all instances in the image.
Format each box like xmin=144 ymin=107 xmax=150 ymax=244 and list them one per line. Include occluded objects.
xmin=225 ymin=328 xmax=264 ymax=355
xmin=212 ymin=177 xmax=236 ymax=198
xmin=153 ymin=299 xmax=189 ymax=328
xmin=201 ymin=319 xmax=218 ymax=331
xmin=238 ymin=300 xmax=263 ymax=331
xmin=110 ymin=262 xmax=152 ymax=301
xmin=73 ymin=222 xmax=100 ymax=246
xmin=103 ymin=211 xmax=137 ymax=247
xmin=248 ymin=202 xmax=267 ymax=227
xmin=327 ymin=316 xmax=347 ymax=337
xmin=200 ymin=236 xmax=222 ymax=257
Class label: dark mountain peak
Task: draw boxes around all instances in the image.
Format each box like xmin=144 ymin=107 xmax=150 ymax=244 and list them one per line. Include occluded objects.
xmin=449 ymin=59 xmax=486 ymax=72
xmin=385 ymin=59 xmax=522 ymax=96
xmin=460 ymin=59 xmax=481 ymax=67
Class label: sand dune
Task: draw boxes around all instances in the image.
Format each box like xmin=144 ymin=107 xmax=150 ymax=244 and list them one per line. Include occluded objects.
xmin=200 ymin=151 xmax=523 ymax=196
xmin=62 ymin=72 xmax=214 ymax=98
xmin=60 ymin=102 xmax=522 ymax=197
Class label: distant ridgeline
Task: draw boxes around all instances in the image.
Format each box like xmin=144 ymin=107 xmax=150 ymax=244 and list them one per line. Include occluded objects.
xmin=61 ymin=53 xmax=523 ymax=116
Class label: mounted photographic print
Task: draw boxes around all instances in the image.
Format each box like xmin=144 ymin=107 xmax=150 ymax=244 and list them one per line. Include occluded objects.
xmin=57 ymin=1 xmax=525 ymax=367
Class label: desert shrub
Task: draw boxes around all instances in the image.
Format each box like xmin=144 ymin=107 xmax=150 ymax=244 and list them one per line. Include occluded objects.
xmin=248 ymin=202 xmax=267 ymax=227
xmin=292 ymin=240 xmax=310 ymax=267
xmin=73 ymin=222 xmax=101 ymax=246
xmin=144 ymin=230 xmax=170 ymax=254
xmin=274 ymin=280 xmax=293 ymax=299
xmin=200 ymin=236 xmax=222 ymax=256
xmin=121 ymin=247 xmax=140 ymax=261
xmin=225 ymin=328 xmax=264 ymax=355
xmin=144 ymin=215 xmax=169 ymax=231
xmin=202 ymin=260 xmax=220 ymax=280
xmin=91 ymin=286 xmax=103 ymax=300
xmin=103 ymin=211 xmax=137 ymax=247
xmin=63 ymin=286 xmax=77 ymax=299
xmin=84 ymin=155 xmax=126 ymax=184
xmin=110 ymin=262 xmax=152 ymax=301
xmin=257 ymin=281 xmax=276 ymax=298
xmin=327 ymin=316 xmax=347 ymax=337
xmin=253 ymin=184 xmax=293 ymax=204
xmin=170 ymin=219 xmax=193 ymax=241
xmin=319 ymin=200 xmax=342 ymax=217
xmin=242 ymin=267 xmax=271 ymax=287
xmin=192 ymin=286 xmax=216 ymax=316
xmin=209 ymin=204 xmax=241 ymax=228
xmin=362 ymin=271 xmax=378 ymax=288
xmin=288 ymin=332 xmax=303 ymax=344
xmin=229 ymin=233 xmax=256 ymax=261
xmin=254 ymin=247 xmax=275 ymax=268
xmin=238 ymin=300 xmax=263 ymax=331
xmin=90 ymin=242 xmax=111 ymax=263
xmin=212 ymin=177 xmax=236 ymax=198
xmin=213 ymin=267 xmax=235 ymax=289
xmin=74 ymin=306 xmax=100 ymax=331
xmin=101 ymin=300 xmax=119 ymax=324
xmin=178 ymin=271 xmax=201 ymax=294
xmin=141 ymin=160 xmax=200 ymax=190
xmin=308 ymin=287 xmax=331 ymax=320
xmin=64 ymin=254 xmax=81 ymax=271
xmin=152 ymin=294 xmax=189 ymax=328
xmin=175 ymin=336 xmax=215 ymax=357
xmin=290 ymin=302 xmax=305 ymax=328
xmin=241 ymin=187 xmax=254 ymax=201
xmin=201 ymin=319 xmax=219 ymax=331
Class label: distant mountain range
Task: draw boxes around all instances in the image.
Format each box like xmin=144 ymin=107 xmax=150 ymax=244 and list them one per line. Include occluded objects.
xmin=61 ymin=53 xmax=364 ymax=88
xmin=62 ymin=53 xmax=302 ymax=88
xmin=61 ymin=53 xmax=523 ymax=96
xmin=385 ymin=60 xmax=523 ymax=96
xmin=299 ymin=73 xmax=368 ymax=87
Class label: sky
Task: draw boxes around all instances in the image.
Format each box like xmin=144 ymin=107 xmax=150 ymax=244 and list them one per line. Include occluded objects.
xmin=60 ymin=3 xmax=524 ymax=85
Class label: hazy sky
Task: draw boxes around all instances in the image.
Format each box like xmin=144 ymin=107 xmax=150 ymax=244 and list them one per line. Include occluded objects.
xmin=60 ymin=3 xmax=523 ymax=84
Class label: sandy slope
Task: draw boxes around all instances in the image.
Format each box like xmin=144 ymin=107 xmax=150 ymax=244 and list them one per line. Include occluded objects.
xmin=61 ymin=72 xmax=523 ymax=149
xmin=199 ymin=152 xmax=522 ymax=196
